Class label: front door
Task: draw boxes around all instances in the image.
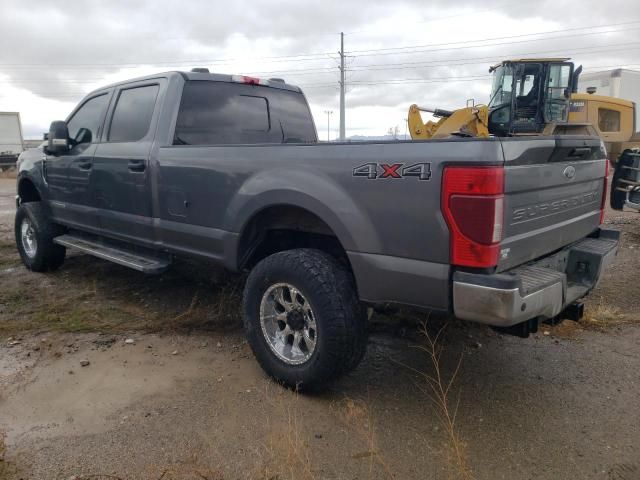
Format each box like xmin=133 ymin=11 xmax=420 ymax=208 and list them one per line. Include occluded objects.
xmin=91 ymin=82 xmax=161 ymax=246
xmin=45 ymin=91 xmax=111 ymax=232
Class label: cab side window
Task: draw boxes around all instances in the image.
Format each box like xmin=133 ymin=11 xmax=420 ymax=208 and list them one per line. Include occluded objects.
xmin=598 ymin=108 xmax=621 ymax=132
xmin=108 ymin=85 xmax=159 ymax=143
xmin=66 ymin=94 xmax=110 ymax=147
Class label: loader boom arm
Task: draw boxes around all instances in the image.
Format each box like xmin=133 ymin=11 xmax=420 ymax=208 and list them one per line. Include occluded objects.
xmin=408 ymin=104 xmax=490 ymax=140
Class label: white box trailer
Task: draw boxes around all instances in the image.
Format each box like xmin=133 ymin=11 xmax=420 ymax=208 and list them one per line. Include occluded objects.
xmin=579 ymin=69 xmax=640 ymax=131
xmin=0 ymin=112 xmax=24 ymax=169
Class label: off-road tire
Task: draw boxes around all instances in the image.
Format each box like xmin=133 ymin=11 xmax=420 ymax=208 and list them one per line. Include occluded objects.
xmin=15 ymin=202 xmax=66 ymax=272
xmin=243 ymin=248 xmax=367 ymax=391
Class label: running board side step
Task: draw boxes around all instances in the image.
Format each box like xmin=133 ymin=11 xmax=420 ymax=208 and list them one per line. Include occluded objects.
xmin=54 ymin=234 xmax=171 ymax=274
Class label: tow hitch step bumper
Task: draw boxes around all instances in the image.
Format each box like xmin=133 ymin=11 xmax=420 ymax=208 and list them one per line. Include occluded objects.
xmin=452 ymin=228 xmax=620 ymax=327
xmin=54 ymin=234 xmax=171 ymax=274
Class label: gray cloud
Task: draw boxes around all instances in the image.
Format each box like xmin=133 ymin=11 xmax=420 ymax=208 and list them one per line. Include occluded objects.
xmin=1 ymin=0 xmax=639 ymax=136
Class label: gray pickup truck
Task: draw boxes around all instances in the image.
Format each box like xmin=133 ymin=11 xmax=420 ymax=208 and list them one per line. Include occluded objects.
xmin=15 ymin=69 xmax=618 ymax=389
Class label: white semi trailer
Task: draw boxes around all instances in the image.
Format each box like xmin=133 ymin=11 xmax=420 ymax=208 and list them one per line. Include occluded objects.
xmin=0 ymin=112 xmax=24 ymax=170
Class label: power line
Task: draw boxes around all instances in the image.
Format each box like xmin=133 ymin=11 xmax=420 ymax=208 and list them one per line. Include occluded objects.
xmin=4 ymin=38 xmax=639 ymax=100
xmin=5 ymin=39 xmax=635 ymax=89
xmin=0 ymin=52 xmax=337 ymax=69
xmin=345 ymin=43 xmax=640 ymax=71
xmin=2 ymin=20 xmax=637 ymax=70
xmin=345 ymin=20 xmax=640 ymax=54
xmin=300 ymin=62 xmax=640 ymax=89
xmin=232 ymin=27 xmax=640 ymax=77
xmin=346 ymin=28 xmax=640 ymax=60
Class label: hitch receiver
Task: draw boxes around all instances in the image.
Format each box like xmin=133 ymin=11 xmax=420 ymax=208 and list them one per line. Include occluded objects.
xmin=562 ymin=302 xmax=585 ymax=322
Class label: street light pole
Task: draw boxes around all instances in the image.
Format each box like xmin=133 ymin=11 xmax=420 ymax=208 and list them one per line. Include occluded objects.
xmin=324 ymin=110 xmax=333 ymax=142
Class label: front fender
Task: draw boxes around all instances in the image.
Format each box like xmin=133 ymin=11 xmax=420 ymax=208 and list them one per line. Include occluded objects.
xmin=224 ymin=167 xmax=381 ymax=253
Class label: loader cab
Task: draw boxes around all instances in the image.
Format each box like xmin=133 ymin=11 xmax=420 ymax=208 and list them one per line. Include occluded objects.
xmin=488 ymin=59 xmax=575 ymax=136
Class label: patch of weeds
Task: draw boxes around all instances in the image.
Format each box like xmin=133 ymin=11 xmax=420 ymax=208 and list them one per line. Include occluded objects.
xmin=256 ymin=387 xmax=316 ymax=480
xmin=167 ymin=279 xmax=244 ymax=332
xmin=0 ymin=241 xmax=19 ymax=269
xmin=583 ymin=301 xmax=633 ymax=330
xmin=394 ymin=321 xmax=475 ymax=480
xmin=31 ymin=299 xmax=147 ymax=333
xmin=145 ymin=464 xmax=225 ymax=479
xmin=335 ymin=397 xmax=395 ymax=479
xmin=0 ymin=432 xmax=17 ymax=480
xmin=0 ymin=279 xmax=150 ymax=335
xmin=0 ymin=288 xmax=31 ymax=310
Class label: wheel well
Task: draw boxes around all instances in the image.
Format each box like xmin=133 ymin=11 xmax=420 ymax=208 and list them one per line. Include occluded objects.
xmin=237 ymin=206 xmax=349 ymax=270
xmin=18 ymin=179 xmax=41 ymax=203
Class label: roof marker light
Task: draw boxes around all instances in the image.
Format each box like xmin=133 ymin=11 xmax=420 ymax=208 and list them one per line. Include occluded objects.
xmin=231 ymin=75 xmax=270 ymax=86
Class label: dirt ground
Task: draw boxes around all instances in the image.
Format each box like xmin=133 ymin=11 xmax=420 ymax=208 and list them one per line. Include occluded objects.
xmin=1 ymin=176 xmax=639 ymax=480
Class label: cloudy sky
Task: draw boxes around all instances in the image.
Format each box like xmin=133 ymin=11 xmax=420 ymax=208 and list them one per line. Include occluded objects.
xmin=1 ymin=0 xmax=639 ymax=140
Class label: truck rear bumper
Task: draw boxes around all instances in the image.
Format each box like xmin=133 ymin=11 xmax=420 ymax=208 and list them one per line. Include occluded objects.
xmin=453 ymin=228 xmax=620 ymax=327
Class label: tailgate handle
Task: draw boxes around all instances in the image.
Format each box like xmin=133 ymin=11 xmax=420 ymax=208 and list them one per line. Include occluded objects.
xmin=567 ymin=147 xmax=591 ymax=158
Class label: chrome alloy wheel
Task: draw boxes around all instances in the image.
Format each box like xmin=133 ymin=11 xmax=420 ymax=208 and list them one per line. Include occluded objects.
xmin=259 ymin=283 xmax=317 ymax=365
xmin=20 ymin=217 xmax=37 ymax=258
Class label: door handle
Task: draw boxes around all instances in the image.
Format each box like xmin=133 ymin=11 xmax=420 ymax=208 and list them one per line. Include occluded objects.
xmin=128 ymin=160 xmax=146 ymax=172
xmin=77 ymin=160 xmax=92 ymax=170
xmin=568 ymin=147 xmax=591 ymax=158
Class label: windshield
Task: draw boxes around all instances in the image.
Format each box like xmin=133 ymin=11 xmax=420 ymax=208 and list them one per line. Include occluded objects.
xmin=489 ymin=65 xmax=513 ymax=108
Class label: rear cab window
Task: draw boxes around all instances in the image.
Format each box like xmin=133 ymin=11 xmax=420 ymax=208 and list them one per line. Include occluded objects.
xmin=173 ymin=81 xmax=317 ymax=145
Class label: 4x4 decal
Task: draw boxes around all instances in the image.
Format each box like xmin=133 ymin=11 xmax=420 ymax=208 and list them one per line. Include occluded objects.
xmin=353 ymin=162 xmax=431 ymax=180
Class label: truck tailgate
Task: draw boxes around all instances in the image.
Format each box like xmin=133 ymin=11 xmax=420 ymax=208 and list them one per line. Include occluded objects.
xmin=497 ymin=137 xmax=606 ymax=272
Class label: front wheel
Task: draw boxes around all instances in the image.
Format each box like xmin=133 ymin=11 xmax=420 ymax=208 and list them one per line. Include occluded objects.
xmin=242 ymin=248 xmax=367 ymax=391
xmin=15 ymin=202 xmax=66 ymax=272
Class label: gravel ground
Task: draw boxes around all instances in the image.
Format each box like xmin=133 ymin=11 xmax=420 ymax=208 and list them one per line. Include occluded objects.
xmin=0 ymin=177 xmax=639 ymax=480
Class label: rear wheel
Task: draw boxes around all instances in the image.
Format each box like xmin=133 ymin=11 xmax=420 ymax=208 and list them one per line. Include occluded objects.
xmin=243 ymin=248 xmax=367 ymax=390
xmin=15 ymin=202 xmax=66 ymax=272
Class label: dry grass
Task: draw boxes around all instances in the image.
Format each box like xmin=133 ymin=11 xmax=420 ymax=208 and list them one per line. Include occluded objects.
xmin=150 ymin=465 xmax=224 ymax=479
xmin=396 ymin=321 xmax=474 ymax=480
xmin=336 ymin=397 xmax=395 ymax=479
xmin=0 ymin=241 xmax=246 ymax=337
xmin=583 ymin=300 xmax=630 ymax=329
xmin=255 ymin=386 xmax=316 ymax=480
xmin=0 ymin=432 xmax=16 ymax=480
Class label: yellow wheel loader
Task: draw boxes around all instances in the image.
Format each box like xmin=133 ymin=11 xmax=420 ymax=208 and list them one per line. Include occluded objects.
xmin=408 ymin=58 xmax=639 ymax=160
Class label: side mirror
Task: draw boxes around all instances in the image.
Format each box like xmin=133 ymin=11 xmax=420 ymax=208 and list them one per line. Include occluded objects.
xmin=47 ymin=120 xmax=69 ymax=155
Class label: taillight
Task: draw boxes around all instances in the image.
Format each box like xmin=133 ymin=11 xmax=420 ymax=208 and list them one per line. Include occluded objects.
xmin=600 ymin=159 xmax=609 ymax=224
xmin=441 ymin=166 xmax=505 ymax=268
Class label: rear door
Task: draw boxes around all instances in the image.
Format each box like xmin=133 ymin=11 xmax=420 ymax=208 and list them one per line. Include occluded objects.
xmin=91 ymin=80 xmax=162 ymax=246
xmin=497 ymin=136 xmax=606 ymax=271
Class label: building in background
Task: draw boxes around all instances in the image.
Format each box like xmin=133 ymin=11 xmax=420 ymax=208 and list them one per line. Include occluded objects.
xmin=579 ymin=69 xmax=640 ymax=130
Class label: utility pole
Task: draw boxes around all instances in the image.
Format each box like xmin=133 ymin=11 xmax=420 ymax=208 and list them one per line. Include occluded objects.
xmin=339 ymin=32 xmax=346 ymax=141
xmin=324 ymin=110 xmax=333 ymax=142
